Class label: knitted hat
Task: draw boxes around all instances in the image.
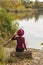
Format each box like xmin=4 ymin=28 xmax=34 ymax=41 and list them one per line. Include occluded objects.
xmin=17 ymin=29 xmax=24 ymax=36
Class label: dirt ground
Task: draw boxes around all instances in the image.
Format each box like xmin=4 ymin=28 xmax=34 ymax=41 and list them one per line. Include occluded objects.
xmin=4 ymin=48 xmax=43 ymax=65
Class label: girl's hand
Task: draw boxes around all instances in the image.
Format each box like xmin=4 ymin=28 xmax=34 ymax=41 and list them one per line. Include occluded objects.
xmin=25 ymin=48 xmax=27 ymax=51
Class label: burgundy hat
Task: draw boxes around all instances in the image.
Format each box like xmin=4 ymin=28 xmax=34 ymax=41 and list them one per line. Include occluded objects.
xmin=17 ymin=29 xmax=24 ymax=36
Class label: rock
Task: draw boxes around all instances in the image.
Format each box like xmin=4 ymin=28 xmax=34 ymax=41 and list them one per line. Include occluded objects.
xmin=10 ymin=51 xmax=32 ymax=58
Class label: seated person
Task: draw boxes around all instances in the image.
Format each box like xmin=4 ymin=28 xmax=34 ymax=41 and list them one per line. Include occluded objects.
xmin=11 ymin=29 xmax=27 ymax=52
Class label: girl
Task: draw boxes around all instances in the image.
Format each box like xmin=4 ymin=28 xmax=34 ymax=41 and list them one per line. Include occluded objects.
xmin=11 ymin=29 xmax=27 ymax=52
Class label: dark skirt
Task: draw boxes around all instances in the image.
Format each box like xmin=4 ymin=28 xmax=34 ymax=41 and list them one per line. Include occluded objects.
xmin=16 ymin=48 xmax=24 ymax=52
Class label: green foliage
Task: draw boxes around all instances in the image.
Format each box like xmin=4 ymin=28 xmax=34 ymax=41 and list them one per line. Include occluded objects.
xmin=41 ymin=43 xmax=43 ymax=45
xmin=0 ymin=8 xmax=12 ymax=33
xmin=0 ymin=7 xmax=19 ymax=44
xmin=0 ymin=45 xmax=5 ymax=62
xmin=0 ymin=0 xmax=43 ymax=12
xmin=0 ymin=63 xmax=5 ymax=65
xmin=0 ymin=0 xmax=43 ymax=11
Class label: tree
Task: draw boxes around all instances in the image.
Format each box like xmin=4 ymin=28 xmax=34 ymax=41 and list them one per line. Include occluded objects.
xmin=35 ymin=0 xmax=39 ymax=8
xmin=0 ymin=7 xmax=18 ymax=44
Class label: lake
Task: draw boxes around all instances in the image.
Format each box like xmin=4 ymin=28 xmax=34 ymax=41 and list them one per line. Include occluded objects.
xmin=13 ymin=12 xmax=43 ymax=49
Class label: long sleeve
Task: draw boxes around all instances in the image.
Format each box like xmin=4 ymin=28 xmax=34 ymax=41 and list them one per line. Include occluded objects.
xmin=11 ymin=35 xmax=17 ymax=40
xmin=23 ymin=38 xmax=27 ymax=49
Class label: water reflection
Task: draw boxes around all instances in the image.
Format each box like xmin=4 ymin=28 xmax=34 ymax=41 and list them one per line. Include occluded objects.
xmin=14 ymin=11 xmax=43 ymax=21
xmin=18 ymin=15 xmax=43 ymax=49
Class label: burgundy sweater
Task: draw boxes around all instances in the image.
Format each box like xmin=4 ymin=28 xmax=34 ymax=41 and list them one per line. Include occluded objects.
xmin=11 ymin=35 xmax=26 ymax=49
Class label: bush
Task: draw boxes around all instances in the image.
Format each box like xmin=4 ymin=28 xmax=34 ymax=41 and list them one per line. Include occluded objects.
xmin=41 ymin=43 xmax=43 ymax=45
xmin=0 ymin=45 xmax=5 ymax=62
xmin=0 ymin=7 xmax=19 ymax=45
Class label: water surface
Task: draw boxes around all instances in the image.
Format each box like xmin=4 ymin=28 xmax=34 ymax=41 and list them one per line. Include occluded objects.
xmin=18 ymin=15 xmax=43 ymax=49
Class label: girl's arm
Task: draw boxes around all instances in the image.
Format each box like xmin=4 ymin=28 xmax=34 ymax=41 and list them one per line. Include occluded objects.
xmin=11 ymin=35 xmax=16 ymax=40
xmin=11 ymin=34 xmax=18 ymax=40
xmin=3 ymin=35 xmax=17 ymax=47
xmin=23 ymin=38 xmax=27 ymax=50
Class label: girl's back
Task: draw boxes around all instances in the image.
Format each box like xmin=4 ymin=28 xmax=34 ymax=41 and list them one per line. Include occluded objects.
xmin=16 ymin=37 xmax=25 ymax=49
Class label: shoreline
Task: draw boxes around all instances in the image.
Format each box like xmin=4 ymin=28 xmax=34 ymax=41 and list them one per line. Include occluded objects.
xmin=3 ymin=47 xmax=43 ymax=65
xmin=4 ymin=47 xmax=43 ymax=53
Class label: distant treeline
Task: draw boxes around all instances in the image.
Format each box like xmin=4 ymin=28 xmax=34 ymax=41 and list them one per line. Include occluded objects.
xmin=0 ymin=0 xmax=43 ymax=12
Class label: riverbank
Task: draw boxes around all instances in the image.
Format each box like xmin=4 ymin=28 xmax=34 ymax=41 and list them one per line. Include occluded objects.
xmin=3 ymin=48 xmax=43 ymax=65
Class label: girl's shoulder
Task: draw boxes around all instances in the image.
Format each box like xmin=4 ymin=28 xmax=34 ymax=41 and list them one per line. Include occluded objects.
xmin=22 ymin=37 xmax=25 ymax=39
